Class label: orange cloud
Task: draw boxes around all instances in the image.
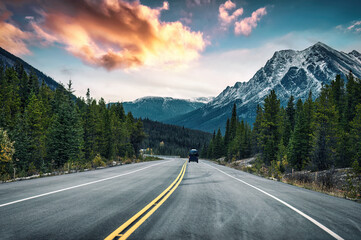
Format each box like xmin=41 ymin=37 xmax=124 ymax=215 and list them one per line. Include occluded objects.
xmin=234 ymin=7 xmax=267 ymax=36
xmin=0 ymin=11 xmax=32 ymax=55
xmin=31 ymin=0 xmax=206 ymax=70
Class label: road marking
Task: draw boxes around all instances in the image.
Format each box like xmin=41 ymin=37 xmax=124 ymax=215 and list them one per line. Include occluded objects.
xmin=0 ymin=161 xmax=171 ymax=208
xmin=105 ymin=161 xmax=187 ymax=240
xmin=203 ymin=162 xmax=344 ymax=240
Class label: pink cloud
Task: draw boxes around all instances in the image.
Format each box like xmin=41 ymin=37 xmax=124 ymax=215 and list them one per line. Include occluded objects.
xmin=234 ymin=7 xmax=267 ymax=36
xmin=0 ymin=11 xmax=32 ymax=55
xmin=218 ymin=0 xmax=243 ymax=28
xmin=1 ymin=0 xmax=206 ymax=70
xmin=347 ymin=21 xmax=361 ymax=30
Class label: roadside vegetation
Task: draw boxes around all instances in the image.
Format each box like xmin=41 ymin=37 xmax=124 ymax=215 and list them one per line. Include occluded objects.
xmin=206 ymin=71 xmax=361 ymax=200
xmin=0 ymin=62 xmax=147 ymax=181
xmin=216 ymin=157 xmax=361 ymax=201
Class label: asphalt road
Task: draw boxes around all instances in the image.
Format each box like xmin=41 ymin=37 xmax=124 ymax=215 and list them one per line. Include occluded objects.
xmin=1 ymin=158 xmax=360 ymax=240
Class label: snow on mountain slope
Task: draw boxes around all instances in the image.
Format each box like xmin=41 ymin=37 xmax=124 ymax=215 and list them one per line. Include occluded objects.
xmin=167 ymin=42 xmax=361 ymax=132
xmin=120 ymin=96 xmax=210 ymax=122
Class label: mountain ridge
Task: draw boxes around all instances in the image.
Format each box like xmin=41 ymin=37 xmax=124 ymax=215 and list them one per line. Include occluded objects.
xmin=0 ymin=47 xmax=60 ymax=90
xmin=119 ymin=96 xmax=214 ymax=122
xmin=166 ymin=42 xmax=361 ymax=132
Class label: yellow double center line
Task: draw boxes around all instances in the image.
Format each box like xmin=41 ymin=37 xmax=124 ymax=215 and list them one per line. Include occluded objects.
xmin=105 ymin=161 xmax=187 ymax=240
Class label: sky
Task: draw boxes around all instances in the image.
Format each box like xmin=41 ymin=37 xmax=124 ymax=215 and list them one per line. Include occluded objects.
xmin=0 ymin=0 xmax=360 ymax=102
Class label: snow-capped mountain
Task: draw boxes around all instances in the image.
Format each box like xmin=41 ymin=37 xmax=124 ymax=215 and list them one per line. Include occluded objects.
xmin=166 ymin=42 xmax=361 ymax=133
xmin=191 ymin=97 xmax=215 ymax=104
xmin=121 ymin=96 xmax=213 ymax=121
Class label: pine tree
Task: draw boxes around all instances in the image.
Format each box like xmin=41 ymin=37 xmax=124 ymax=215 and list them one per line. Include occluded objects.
xmin=224 ymin=118 xmax=231 ymax=149
xmin=83 ymin=100 xmax=95 ymax=160
xmin=103 ymin=109 xmax=115 ymax=160
xmin=0 ymin=68 xmax=21 ymax=130
xmin=130 ymin=119 xmax=146 ymax=156
xmin=109 ymin=103 xmax=131 ymax=158
xmin=95 ymin=98 xmax=108 ymax=157
xmin=16 ymin=63 xmax=30 ymax=111
xmin=0 ymin=63 xmax=5 ymax=128
xmin=330 ymin=75 xmax=345 ymax=120
xmin=260 ymin=90 xmax=281 ymax=165
xmin=230 ymin=103 xmax=238 ymax=140
xmin=288 ymin=100 xmax=309 ymax=170
xmin=252 ymin=105 xmax=263 ymax=155
xmin=283 ymin=95 xmax=295 ymax=146
xmin=38 ymin=80 xmax=53 ymax=130
xmin=207 ymin=131 xmax=216 ymax=158
xmin=345 ymin=71 xmax=358 ymax=126
xmin=311 ymin=86 xmax=338 ymax=170
xmin=213 ymin=128 xmax=224 ymax=159
xmin=28 ymin=70 xmax=39 ymax=95
xmin=24 ymin=94 xmax=47 ymax=169
xmin=47 ymin=82 xmax=83 ymax=167
xmin=329 ymin=75 xmax=351 ymax=167
xmin=12 ymin=114 xmax=32 ymax=171
xmin=303 ymin=91 xmax=314 ymax=159
xmin=350 ymin=104 xmax=361 ymax=165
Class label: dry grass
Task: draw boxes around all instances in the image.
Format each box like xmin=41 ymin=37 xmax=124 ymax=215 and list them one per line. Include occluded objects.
xmin=282 ymin=178 xmax=346 ymax=199
xmin=212 ymin=159 xmax=360 ymax=202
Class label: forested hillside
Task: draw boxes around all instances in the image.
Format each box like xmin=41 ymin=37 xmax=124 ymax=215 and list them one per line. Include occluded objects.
xmin=0 ymin=47 xmax=60 ymax=90
xmin=0 ymin=63 xmax=145 ymax=180
xmin=207 ymin=71 xmax=361 ymax=172
xmin=141 ymin=119 xmax=212 ymax=157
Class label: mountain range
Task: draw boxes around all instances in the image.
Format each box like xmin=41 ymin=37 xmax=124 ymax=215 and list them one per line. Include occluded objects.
xmin=2 ymin=42 xmax=361 ymax=134
xmin=120 ymin=96 xmax=214 ymax=122
xmin=166 ymin=42 xmax=361 ymax=132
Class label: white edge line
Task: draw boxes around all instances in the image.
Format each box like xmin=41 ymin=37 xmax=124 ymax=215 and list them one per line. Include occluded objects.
xmin=203 ymin=162 xmax=344 ymax=240
xmin=0 ymin=160 xmax=171 ymax=208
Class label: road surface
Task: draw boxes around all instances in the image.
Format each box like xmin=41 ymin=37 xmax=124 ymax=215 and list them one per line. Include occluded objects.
xmin=0 ymin=158 xmax=360 ymax=239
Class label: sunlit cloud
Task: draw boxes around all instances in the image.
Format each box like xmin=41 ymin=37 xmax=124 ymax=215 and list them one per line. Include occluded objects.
xmin=218 ymin=1 xmax=266 ymax=36
xmin=218 ymin=0 xmax=243 ymax=28
xmin=234 ymin=7 xmax=267 ymax=36
xmin=28 ymin=0 xmax=206 ymax=70
xmin=0 ymin=11 xmax=32 ymax=55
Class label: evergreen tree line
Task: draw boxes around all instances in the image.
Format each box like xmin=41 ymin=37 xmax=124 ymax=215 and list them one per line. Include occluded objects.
xmin=0 ymin=63 xmax=145 ymax=179
xmin=207 ymin=71 xmax=361 ymax=172
xmin=141 ymin=119 xmax=212 ymax=158
xmin=206 ymin=104 xmax=252 ymax=160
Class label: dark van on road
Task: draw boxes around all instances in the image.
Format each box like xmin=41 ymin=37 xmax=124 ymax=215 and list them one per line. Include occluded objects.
xmin=188 ymin=149 xmax=199 ymax=163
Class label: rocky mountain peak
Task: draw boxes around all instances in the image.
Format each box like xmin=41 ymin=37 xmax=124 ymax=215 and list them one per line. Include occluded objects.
xmin=167 ymin=42 xmax=361 ymax=132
